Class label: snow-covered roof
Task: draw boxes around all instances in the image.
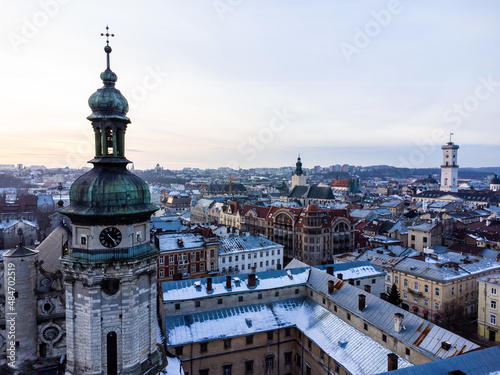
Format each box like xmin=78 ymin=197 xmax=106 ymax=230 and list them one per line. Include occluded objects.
xmin=165 ymin=298 xmax=413 ymax=375
xmin=157 ymin=233 xmax=205 ymax=253
xmin=218 ymin=235 xmax=281 ymax=255
xmin=162 ymin=268 xmax=310 ymax=302
xmin=306 ymin=268 xmax=480 ymax=361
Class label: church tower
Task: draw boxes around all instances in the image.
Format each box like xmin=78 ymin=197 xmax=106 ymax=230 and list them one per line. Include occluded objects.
xmin=291 ymin=155 xmax=307 ymax=189
xmin=440 ymin=141 xmax=459 ymax=193
xmin=60 ymin=29 xmax=160 ymax=375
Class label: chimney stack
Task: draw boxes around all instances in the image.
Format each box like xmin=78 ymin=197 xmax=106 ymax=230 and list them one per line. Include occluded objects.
xmin=387 ymin=353 xmax=398 ymax=371
xmin=394 ymin=313 xmax=404 ymax=333
xmin=348 ymin=278 xmax=354 ymax=285
xmin=326 ymin=266 xmax=334 ymax=275
xmin=226 ymin=275 xmax=231 ymax=289
xmin=337 ymin=273 xmax=343 ymax=280
xmin=364 ymin=284 xmax=371 ymax=294
xmin=358 ymin=294 xmax=366 ymax=311
xmin=328 ymin=280 xmax=334 ymax=294
xmin=248 ymin=273 xmax=256 ymax=287
xmin=207 ymin=277 xmax=212 ymax=292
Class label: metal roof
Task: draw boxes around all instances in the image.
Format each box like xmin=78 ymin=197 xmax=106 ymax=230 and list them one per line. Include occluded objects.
xmin=165 ymin=298 xmax=413 ymax=375
xmin=376 ymin=346 xmax=500 ymax=375
xmin=306 ymin=268 xmax=480 ymax=361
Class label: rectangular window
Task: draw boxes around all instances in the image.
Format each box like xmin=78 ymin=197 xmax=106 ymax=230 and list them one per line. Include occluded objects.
xmin=199 ymin=369 xmax=209 ymax=375
xmin=404 ymin=279 xmax=408 ymax=287
xmin=228 ymin=256 xmax=232 ymax=262
xmin=403 ymin=292 xmax=408 ymax=300
xmin=363 ymin=323 xmax=368 ymax=331
xmin=200 ymin=342 xmax=207 ymax=353
xmin=424 ymin=298 xmax=429 ymax=306
xmin=452 ymin=287 xmax=455 ymax=296
xmin=159 ymin=269 xmax=164 ymax=278
xmin=492 ymin=287 xmax=498 ymax=296
xmin=218 ymin=298 xmax=222 ymax=305
xmin=267 ymin=331 xmax=273 ymax=340
xmin=266 ymin=260 xmax=269 ymax=266
xmin=387 ymin=275 xmax=391 ymax=282
xmin=222 ymin=258 xmax=226 ymax=263
xmin=424 ymin=284 xmax=429 ymax=293
xmin=258 ymin=293 xmax=262 ymax=299
xmin=169 ymin=268 xmax=174 ymax=276
xmin=235 ymin=255 xmax=238 ymax=261
xmin=413 ymin=296 xmax=418 ymax=303
xmin=246 ymin=335 xmax=253 ymax=344
xmin=175 ymin=346 xmax=183 ymax=355
xmin=308 ymin=339 xmax=312 ymax=349
xmin=414 ymin=282 xmax=418 ymax=291
xmin=491 ymin=300 xmax=497 ymax=310
xmin=395 ymin=276 xmax=399 ymax=284
xmin=242 ymin=254 xmax=245 ymax=260
xmin=296 ymin=354 xmax=301 ymax=367
xmin=210 ymin=249 xmax=214 ymax=258
xmin=159 ymin=257 xmax=164 ymax=265
xmin=423 ymin=237 xmax=427 ymax=243
xmin=175 ymin=303 xmax=180 ymax=310
xmin=435 ymin=302 xmax=440 ymax=310
xmin=200 ymin=263 xmax=205 ymax=272
xmin=238 ymin=296 xmax=243 ymax=302
xmin=306 ymin=364 xmax=311 ymax=375
xmin=260 ymin=252 xmax=263 ymax=257
xmin=223 ymin=365 xmax=232 ymax=375
xmin=80 ymin=236 xmax=86 ymax=245
xmin=191 ymin=264 xmax=196 ymax=273
xmin=382 ymin=334 xmax=387 ymax=342
xmin=195 ymin=300 xmax=200 ymax=307
xmin=405 ymin=348 xmax=410 ymax=356
xmin=223 ymin=339 xmax=231 ymax=349
xmin=435 ymin=287 xmax=440 ymax=296
xmin=372 ymin=278 xmax=376 ymax=284
xmin=266 ymin=356 xmax=274 ymax=369
xmin=285 ymin=328 xmax=291 ymax=337
xmin=347 ymin=313 xmax=351 ymax=321
xmin=241 ymin=264 xmax=245 ymax=270
xmin=275 ymin=291 xmax=279 ymax=297
xmin=245 ymin=361 xmax=253 ymax=374
xmin=284 ymin=351 xmax=292 ymax=365
xmin=490 ymin=314 xmax=497 ymax=325
xmin=260 ymin=262 xmax=263 ymax=267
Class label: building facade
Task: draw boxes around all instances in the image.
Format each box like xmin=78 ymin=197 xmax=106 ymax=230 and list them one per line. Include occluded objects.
xmin=477 ymin=274 xmax=500 ymax=343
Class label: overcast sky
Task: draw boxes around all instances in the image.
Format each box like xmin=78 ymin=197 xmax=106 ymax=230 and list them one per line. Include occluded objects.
xmin=1 ymin=1 xmax=500 ymax=170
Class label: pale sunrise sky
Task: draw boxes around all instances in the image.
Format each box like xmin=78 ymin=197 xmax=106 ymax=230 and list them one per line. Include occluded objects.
xmin=1 ymin=1 xmax=500 ymax=170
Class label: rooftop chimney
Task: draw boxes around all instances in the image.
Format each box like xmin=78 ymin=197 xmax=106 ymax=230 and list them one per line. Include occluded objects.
xmin=358 ymin=294 xmax=366 ymax=311
xmin=387 ymin=353 xmax=398 ymax=371
xmin=348 ymin=278 xmax=354 ymax=286
xmin=226 ymin=275 xmax=231 ymax=289
xmin=364 ymin=284 xmax=371 ymax=294
xmin=248 ymin=273 xmax=256 ymax=287
xmin=394 ymin=313 xmax=404 ymax=333
xmin=326 ymin=266 xmax=334 ymax=275
xmin=337 ymin=273 xmax=343 ymax=280
xmin=328 ymin=280 xmax=334 ymax=294
xmin=207 ymin=277 xmax=213 ymax=292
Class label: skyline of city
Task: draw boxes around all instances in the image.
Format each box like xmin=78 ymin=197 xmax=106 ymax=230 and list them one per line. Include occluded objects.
xmin=2 ymin=1 xmax=500 ymax=170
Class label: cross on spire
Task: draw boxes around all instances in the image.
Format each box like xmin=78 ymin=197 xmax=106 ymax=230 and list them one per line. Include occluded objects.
xmin=100 ymin=25 xmax=114 ymax=46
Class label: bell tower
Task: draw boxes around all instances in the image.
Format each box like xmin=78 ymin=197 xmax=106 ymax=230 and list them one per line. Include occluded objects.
xmin=291 ymin=154 xmax=307 ymax=189
xmin=60 ymin=28 xmax=160 ymax=375
xmin=440 ymin=139 xmax=459 ymax=193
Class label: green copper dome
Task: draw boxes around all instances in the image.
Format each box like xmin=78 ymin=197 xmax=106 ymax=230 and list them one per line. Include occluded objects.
xmin=60 ymin=163 xmax=157 ymax=225
xmin=87 ymin=68 xmax=130 ymax=122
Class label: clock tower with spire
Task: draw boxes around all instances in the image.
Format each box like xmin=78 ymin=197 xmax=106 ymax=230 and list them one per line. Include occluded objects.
xmin=60 ymin=28 xmax=161 ymax=375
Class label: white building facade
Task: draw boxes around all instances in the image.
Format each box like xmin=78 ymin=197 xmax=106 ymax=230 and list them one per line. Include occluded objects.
xmin=218 ymin=235 xmax=283 ymax=274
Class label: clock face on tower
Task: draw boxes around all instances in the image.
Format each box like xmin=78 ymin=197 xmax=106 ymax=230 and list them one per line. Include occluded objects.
xmin=99 ymin=227 xmax=122 ymax=248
